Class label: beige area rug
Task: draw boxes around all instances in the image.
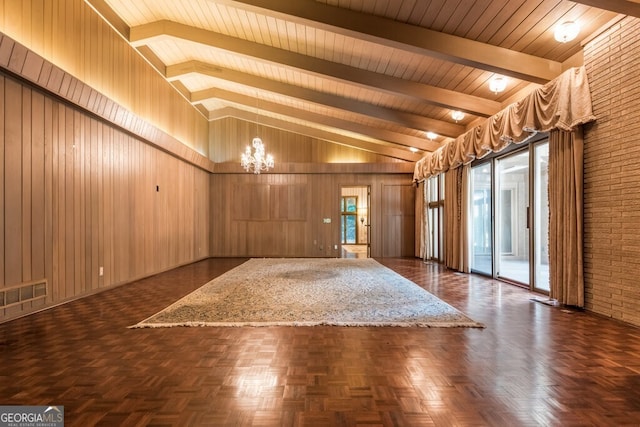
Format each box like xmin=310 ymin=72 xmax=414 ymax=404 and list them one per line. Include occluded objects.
xmin=130 ymin=258 xmax=484 ymax=328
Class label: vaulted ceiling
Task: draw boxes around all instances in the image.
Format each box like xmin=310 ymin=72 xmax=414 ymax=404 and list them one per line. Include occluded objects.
xmin=85 ymin=0 xmax=639 ymax=162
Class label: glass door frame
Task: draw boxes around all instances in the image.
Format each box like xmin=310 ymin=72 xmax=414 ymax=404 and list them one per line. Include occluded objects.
xmin=470 ymin=160 xmax=494 ymax=276
xmin=426 ymin=174 xmax=445 ymax=263
xmin=495 ymin=147 xmax=530 ymax=287
xmin=468 ymin=135 xmax=550 ymax=294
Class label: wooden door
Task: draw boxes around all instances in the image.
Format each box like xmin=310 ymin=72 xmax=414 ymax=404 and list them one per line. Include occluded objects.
xmin=381 ymin=184 xmax=415 ymax=257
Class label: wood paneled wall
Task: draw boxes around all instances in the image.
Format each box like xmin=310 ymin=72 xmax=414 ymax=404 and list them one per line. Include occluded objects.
xmin=209 ymin=117 xmax=406 ymax=164
xmin=210 ymin=172 xmax=414 ymax=258
xmin=209 ymin=117 xmax=417 ymax=258
xmin=381 ymin=184 xmax=415 ymax=257
xmin=0 ymin=72 xmax=210 ymax=322
xmin=0 ymin=0 xmax=209 ymax=155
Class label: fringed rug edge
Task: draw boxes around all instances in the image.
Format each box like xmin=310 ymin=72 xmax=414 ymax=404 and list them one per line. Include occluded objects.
xmin=128 ymin=320 xmax=485 ymax=329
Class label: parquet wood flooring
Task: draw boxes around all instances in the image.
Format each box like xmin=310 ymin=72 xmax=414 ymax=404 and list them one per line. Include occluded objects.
xmin=2 ymin=257 xmax=640 ymax=426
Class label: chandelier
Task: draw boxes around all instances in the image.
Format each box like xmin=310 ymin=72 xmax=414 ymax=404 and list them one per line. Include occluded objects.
xmin=241 ymin=137 xmax=274 ymax=174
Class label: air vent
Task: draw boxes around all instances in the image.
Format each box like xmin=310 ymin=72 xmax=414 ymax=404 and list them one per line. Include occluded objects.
xmin=0 ymin=279 xmax=47 ymax=308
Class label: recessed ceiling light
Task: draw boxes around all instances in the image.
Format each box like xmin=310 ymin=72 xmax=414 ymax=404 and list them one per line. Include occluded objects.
xmin=426 ymin=131 xmax=438 ymax=140
xmin=489 ymin=75 xmax=507 ymax=94
xmin=451 ymin=111 xmax=465 ymax=122
xmin=554 ymin=21 xmax=580 ymax=43
xmin=409 ymin=147 xmax=419 ymax=153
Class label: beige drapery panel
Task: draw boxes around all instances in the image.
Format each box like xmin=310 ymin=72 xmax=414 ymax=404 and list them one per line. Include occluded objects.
xmin=413 ymin=67 xmax=596 ymax=182
xmin=549 ymin=128 xmax=584 ymax=307
xmin=415 ymin=181 xmax=429 ymax=259
xmin=443 ymin=165 xmax=470 ymax=273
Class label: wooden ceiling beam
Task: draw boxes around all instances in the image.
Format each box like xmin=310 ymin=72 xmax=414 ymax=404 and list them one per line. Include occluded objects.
xmin=165 ymin=61 xmax=465 ymax=138
xmin=129 ymin=20 xmax=500 ymax=117
xmin=84 ymin=0 xmax=130 ymax=39
xmin=195 ymin=87 xmax=441 ymax=152
xmin=570 ymin=0 xmax=640 ymax=18
xmin=220 ymin=0 xmax=562 ymax=83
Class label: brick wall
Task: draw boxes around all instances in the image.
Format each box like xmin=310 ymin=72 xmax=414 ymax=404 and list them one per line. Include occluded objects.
xmin=583 ymin=16 xmax=640 ymax=326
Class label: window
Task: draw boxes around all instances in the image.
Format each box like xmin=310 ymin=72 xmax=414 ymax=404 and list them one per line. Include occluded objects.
xmin=341 ymin=196 xmax=358 ymax=244
xmin=427 ymin=175 xmax=444 ymax=262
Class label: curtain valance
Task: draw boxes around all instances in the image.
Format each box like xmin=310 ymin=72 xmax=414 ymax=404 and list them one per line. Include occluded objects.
xmin=413 ymin=66 xmax=596 ymax=181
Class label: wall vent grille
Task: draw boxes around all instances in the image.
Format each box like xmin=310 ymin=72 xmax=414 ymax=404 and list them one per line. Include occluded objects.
xmin=1 ymin=280 xmax=47 ymax=308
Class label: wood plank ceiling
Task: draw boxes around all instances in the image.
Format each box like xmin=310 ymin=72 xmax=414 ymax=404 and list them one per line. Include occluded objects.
xmin=85 ymin=0 xmax=638 ymax=162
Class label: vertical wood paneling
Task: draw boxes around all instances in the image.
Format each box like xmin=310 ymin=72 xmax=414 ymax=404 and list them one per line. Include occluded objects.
xmin=63 ymin=104 xmax=73 ymax=300
xmin=400 ymin=184 xmax=416 ymax=256
xmin=43 ymin=96 xmax=52 ymax=303
xmin=1 ymin=0 xmax=209 ymax=156
xmin=0 ymin=72 xmax=211 ymax=323
xmin=210 ymin=173 xmax=414 ymax=258
xmin=51 ymin=100 xmax=60 ymax=302
xmin=21 ymin=86 xmax=32 ymax=285
xmin=101 ymin=124 xmax=111 ymax=288
xmin=5 ymin=78 xmax=21 ymax=286
xmin=209 ymin=117 xmax=405 ymax=164
xmin=380 ymin=183 xmax=415 ymax=257
xmin=89 ymin=116 xmax=98 ymax=290
xmin=382 ymin=184 xmax=401 ymax=257
xmin=0 ymin=77 xmax=5 ymax=304
xmin=31 ymin=91 xmax=45 ymax=282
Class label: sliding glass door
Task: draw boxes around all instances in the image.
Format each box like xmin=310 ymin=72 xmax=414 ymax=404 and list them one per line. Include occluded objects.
xmin=469 ymin=139 xmax=550 ymax=292
xmin=426 ymin=175 xmax=444 ymax=262
xmin=470 ymin=164 xmax=492 ymax=275
xmin=533 ymin=143 xmax=550 ymax=292
xmin=496 ymin=150 xmax=530 ymax=285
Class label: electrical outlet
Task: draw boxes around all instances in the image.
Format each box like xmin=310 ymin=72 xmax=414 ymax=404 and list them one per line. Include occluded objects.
xmin=99 ymin=266 xmax=104 ymax=277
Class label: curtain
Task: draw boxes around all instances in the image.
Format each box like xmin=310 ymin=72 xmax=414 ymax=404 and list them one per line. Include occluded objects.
xmin=423 ymin=182 xmax=432 ymax=261
xmin=413 ymin=67 xmax=596 ymax=182
xmin=415 ymin=180 xmax=433 ymax=261
xmin=444 ymin=165 xmax=470 ymax=272
xmin=411 ymin=66 xmax=593 ymax=294
xmin=548 ymin=128 xmax=584 ymax=307
xmin=415 ymin=181 xmax=427 ymax=259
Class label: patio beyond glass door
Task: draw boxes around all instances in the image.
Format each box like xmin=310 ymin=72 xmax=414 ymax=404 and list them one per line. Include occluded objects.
xmin=469 ymin=141 xmax=549 ymax=292
xmin=496 ymin=150 xmax=530 ymax=285
xmin=470 ymin=164 xmax=492 ymax=275
xmin=533 ymin=143 xmax=550 ymax=292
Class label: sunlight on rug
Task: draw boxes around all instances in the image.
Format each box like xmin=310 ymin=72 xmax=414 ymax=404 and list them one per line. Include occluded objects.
xmin=130 ymin=258 xmax=484 ymax=328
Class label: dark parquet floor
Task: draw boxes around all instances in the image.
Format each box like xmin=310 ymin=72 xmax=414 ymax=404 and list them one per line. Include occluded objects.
xmin=2 ymin=257 xmax=640 ymax=426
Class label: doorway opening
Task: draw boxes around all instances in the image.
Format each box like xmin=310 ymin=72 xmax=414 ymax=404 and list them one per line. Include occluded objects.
xmin=340 ymin=186 xmax=370 ymax=258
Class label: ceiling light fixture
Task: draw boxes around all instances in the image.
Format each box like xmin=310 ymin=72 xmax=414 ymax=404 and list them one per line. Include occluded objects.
xmin=426 ymin=131 xmax=438 ymax=140
xmin=489 ymin=75 xmax=507 ymax=94
xmin=554 ymin=21 xmax=580 ymax=43
xmin=241 ymin=100 xmax=274 ymax=174
xmin=451 ymin=110 xmax=465 ymax=122
xmin=409 ymin=147 xmax=419 ymax=153
xmin=241 ymin=137 xmax=274 ymax=174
